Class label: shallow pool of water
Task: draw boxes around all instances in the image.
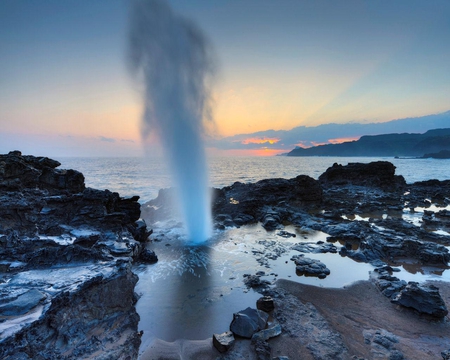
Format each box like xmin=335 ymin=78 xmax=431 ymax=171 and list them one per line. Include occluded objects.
xmin=134 ymin=222 xmax=450 ymax=353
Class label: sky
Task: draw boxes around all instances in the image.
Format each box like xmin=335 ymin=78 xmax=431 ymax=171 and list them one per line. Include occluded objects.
xmin=1 ymin=0 xmax=450 ymax=157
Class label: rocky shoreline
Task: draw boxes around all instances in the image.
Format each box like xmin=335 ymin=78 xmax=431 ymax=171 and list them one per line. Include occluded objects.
xmin=0 ymin=151 xmax=154 ymax=359
xmin=143 ymin=160 xmax=450 ymax=359
xmin=1 ymin=152 xmax=450 ymax=359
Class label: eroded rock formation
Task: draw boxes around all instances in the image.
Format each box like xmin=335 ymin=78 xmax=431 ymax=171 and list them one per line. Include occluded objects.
xmin=0 ymin=151 xmax=152 ymax=359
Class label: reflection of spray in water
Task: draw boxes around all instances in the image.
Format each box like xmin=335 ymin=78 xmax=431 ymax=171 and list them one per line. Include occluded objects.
xmin=128 ymin=0 xmax=215 ymax=243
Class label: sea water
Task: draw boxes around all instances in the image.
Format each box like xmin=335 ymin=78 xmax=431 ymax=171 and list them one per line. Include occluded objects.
xmin=57 ymin=156 xmax=450 ymax=204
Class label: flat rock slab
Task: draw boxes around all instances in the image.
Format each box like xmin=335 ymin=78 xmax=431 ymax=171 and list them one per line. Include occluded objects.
xmin=274 ymin=279 xmax=450 ymax=360
xmin=251 ymin=323 xmax=282 ymax=342
xmin=0 ymin=289 xmax=46 ymax=316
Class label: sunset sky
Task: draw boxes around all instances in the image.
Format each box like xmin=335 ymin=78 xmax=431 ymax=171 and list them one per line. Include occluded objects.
xmin=1 ymin=0 xmax=449 ymax=156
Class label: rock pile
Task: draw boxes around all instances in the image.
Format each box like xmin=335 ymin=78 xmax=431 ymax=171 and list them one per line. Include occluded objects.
xmin=213 ymin=295 xmax=286 ymax=360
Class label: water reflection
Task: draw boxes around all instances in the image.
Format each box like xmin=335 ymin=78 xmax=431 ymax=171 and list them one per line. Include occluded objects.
xmin=134 ymin=222 xmax=450 ymax=354
xmin=134 ymin=232 xmax=261 ymax=351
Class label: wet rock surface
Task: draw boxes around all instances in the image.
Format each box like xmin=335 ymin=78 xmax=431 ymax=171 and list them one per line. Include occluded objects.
xmin=291 ymin=254 xmax=331 ymax=278
xmin=391 ymin=282 xmax=448 ymax=318
xmin=0 ymin=151 xmax=152 ymax=359
xmin=230 ymin=307 xmax=269 ymax=339
xmin=143 ymin=160 xmax=450 ymax=359
xmin=213 ymin=331 xmax=235 ymax=353
xmin=145 ymin=160 xmax=450 ymax=270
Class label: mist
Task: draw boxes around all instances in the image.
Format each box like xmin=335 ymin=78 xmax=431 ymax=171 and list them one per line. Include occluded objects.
xmin=127 ymin=0 xmax=215 ymax=243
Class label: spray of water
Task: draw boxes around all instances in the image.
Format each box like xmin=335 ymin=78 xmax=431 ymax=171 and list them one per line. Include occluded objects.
xmin=127 ymin=0 xmax=215 ymax=243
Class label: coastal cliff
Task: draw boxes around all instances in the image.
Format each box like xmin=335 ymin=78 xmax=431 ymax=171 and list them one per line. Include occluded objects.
xmin=287 ymin=128 xmax=450 ymax=157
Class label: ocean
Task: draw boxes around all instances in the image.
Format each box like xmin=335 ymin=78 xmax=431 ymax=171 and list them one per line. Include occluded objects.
xmin=57 ymin=156 xmax=450 ymax=203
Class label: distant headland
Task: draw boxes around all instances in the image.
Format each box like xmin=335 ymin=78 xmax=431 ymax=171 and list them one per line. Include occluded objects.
xmin=287 ymin=128 xmax=450 ymax=158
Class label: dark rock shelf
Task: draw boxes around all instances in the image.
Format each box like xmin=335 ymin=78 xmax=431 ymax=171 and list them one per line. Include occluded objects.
xmin=0 ymin=151 xmax=152 ymax=359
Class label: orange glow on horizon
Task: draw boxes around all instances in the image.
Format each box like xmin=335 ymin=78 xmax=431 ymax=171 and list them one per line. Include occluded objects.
xmin=208 ymin=148 xmax=287 ymax=157
xmin=240 ymin=137 xmax=281 ymax=145
xmin=328 ymin=136 xmax=360 ymax=144
xmin=296 ymin=136 xmax=361 ymax=149
xmin=295 ymin=142 xmax=309 ymax=149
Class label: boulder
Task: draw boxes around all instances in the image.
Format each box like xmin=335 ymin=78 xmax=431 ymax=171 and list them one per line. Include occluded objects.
xmin=213 ymin=331 xmax=235 ymax=353
xmin=257 ymin=296 xmax=275 ymax=312
xmin=230 ymin=307 xmax=269 ymax=338
xmin=319 ymin=161 xmax=406 ymax=190
xmin=391 ymin=282 xmax=448 ymax=318
xmin=243 ymin=274 xmax=271 ymax=289
xmin=262 ymin=213 xmax=282 ymax=230
xmin=291 ymin=255 xmax=330 ymax=278
xmin=139 ymin=249 xmax=158 ymax=264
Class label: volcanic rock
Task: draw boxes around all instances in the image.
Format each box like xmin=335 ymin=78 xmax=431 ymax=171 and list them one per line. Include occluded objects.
xmin=213 ymin=331 xmax=235 ymax=353
xmin=0 ymin=150 xmax=85 ymax=193
xmin=442 ymin=349 xmax=450 ymax=360
xmin=318 ymin=161 xmax=406 ymax=190
xmin=251 ymin=323 xmax=282 ymax=342
xmin=211 ymin=175 xmax=322 ymax=228
xmin=230 ymin=307 xmax=269 ymax=338
xmin=391 ymin=282 xmax=448 ymax=318
xmin=0 ymin=262 xmax=140 ymax=359
xmin=0 ymin=288 xmax=46 ymax=316
xmin=244 ymin=274 xmax=271 ymax=288
xmin=254 ymin=339 xmax=272 ymax=360
xmin=291 ymin=255 xmax=330 ymax=278
xmin=139 ymin=248 xmax=158 ymax=264
xmin=0 ymin=151 xmax=150 ymax=359
xmin=257 ymin=296 xmax=275 ymax=312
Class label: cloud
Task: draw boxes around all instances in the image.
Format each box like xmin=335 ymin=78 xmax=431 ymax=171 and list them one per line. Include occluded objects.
xmin=295 ymin=142 xmax=310 ymax=149
xmin=0 ymin=133 xmax=142 ymax=157
xmin=99 ymin=136 xmax=116 ymax=143
xmin=209 ymin=110 xmax=450 ymax=153
xmin=328 ymin=137 xmax=360 ymax=144
xmin=239 ymin=137 xmax=280 ymax=145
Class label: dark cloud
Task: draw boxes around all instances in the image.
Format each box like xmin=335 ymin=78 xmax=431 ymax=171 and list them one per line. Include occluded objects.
xmin=210 ymin=110 xmax=450 ymax=151
xmin=99 ymin=136 xmax=116 ymax=143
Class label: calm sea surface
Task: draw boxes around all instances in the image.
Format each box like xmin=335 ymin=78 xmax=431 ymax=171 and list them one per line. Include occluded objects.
xmin=57 ymin=156 xmax=450 ymax=203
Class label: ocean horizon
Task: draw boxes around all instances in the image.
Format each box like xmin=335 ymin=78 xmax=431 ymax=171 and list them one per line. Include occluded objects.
xmin=57 ymin=156 xmax=450 ymax=204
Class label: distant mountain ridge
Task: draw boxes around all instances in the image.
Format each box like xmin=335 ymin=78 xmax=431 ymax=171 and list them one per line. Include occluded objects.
xmin=286 ymin=128 xmax=450 ymax=157
xmin=212 ymin=110 xmax=450 ymax=152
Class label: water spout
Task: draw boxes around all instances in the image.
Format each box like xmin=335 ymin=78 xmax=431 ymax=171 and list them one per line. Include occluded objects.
xmin=127 ymin=0 xmax=215 ymax=243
